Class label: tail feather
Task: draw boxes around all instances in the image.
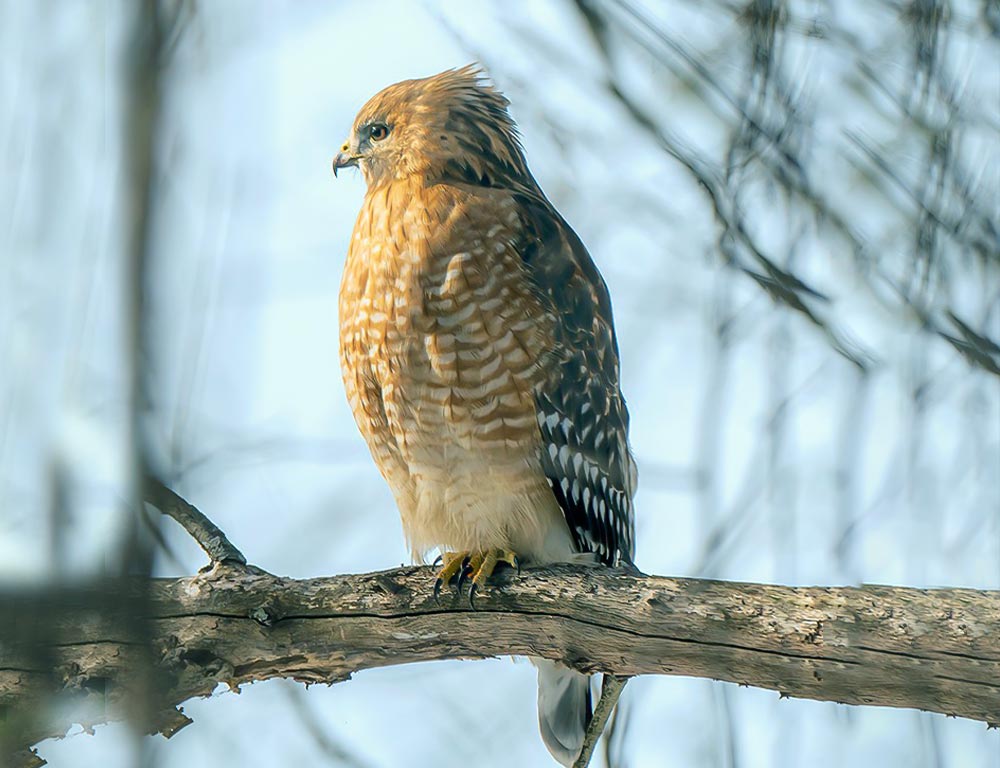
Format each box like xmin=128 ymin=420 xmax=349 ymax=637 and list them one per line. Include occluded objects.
xmin=535 ymin=659 xmax=591 ymax=766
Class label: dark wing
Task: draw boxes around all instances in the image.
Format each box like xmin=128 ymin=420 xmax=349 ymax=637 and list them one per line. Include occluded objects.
xmin=515 ymin=194 xmax=637 ymax=566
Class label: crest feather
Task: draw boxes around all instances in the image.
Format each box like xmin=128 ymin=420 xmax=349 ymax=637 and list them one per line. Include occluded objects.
xmin=352 ymin=65 xmax=535 ymax=190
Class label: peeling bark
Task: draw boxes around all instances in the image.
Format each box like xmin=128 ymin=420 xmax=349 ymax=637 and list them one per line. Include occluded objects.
xmin=3 ymin=563 xmax=998 ymax=765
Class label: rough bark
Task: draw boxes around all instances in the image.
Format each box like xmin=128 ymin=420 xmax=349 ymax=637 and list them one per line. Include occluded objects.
xmin=3 ymin=563 xmax=999 ymax=765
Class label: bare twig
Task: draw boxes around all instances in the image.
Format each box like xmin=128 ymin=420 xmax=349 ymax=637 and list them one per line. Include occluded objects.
xmin=574 ymin=675 xmax=630 ymax=768
xmin=144 ymin=478 xmax=248 ymax=567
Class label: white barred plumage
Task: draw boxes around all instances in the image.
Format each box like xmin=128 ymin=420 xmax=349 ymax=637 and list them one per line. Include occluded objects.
xmin=334 ymin=65 xmax=636 ymax=766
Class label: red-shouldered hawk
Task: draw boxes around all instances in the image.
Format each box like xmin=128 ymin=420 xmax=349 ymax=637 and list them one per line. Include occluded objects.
xmin=333 ymin=65 xmax=636 ymax=766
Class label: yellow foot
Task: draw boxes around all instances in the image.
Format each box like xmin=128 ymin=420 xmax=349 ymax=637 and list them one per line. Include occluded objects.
xmin=432 ymin=551 xmax=470 ymax=601
xmin=433 ymin=548 xmax=519 ymax=607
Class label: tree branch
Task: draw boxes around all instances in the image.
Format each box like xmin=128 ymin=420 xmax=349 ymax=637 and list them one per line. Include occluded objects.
xmin=4 ymin=565 xmax=999 ymax=764
xmin=145 ymin=478 xmax=248 ymax=568
xmin=574 ymin=674 xmax=629 ymax=768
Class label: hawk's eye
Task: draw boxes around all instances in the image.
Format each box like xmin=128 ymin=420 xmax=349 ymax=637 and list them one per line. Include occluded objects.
xmin=369 ymin=123 xmax=389 ymax=142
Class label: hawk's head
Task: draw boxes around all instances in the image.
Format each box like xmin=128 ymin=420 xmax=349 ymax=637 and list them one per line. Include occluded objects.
xmin=333 ymin=65 xmax=534 ymax=191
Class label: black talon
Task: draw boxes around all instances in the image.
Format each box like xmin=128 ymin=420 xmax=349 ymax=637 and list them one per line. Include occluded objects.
xmin=455 ymin=558 xmax=473 ymax=593
xmin=468 ymin=582 xmax=479 ymax=610
xmin=513 ymin=557 xmax=521 ymax=576
xmin=433 ymin=578 xmax=445 ymax=603
xmin=431 ymin=554 xmax=443 ymax=568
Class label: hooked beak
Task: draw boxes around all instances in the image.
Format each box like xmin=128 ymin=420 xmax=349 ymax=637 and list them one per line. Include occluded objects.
xmin=332 ymin=141 xmax=359 ymax=177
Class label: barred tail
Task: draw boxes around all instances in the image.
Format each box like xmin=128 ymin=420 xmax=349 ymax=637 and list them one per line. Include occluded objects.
xmin=535 ymin=659 xmax=591 ymax=766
